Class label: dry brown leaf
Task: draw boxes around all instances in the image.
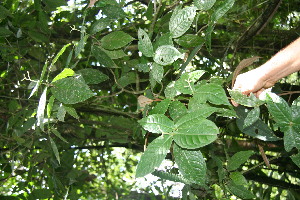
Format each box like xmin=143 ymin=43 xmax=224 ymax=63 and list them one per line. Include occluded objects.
xmin=231 ymin=56 xmax=261 ymax=88
xmin=88 ymin=0 xmax=99 ymax=8
xmin=138 ymin=95 xmax=153 ymax=109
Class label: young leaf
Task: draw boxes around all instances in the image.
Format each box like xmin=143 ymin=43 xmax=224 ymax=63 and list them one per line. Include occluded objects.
xmin=136 ymin=135 xmax=172 ymax=177
xmin=51 ymin=68 xmax=75 ymax=83
xmin=169 ymin=6 xmax=197 ymax=38
xmin=47 ymin=95 xmax=55 ymax=118
xmin=174 ymin=34 xmax=204 ymax=48
xmin=173 ymin=144 xmax=206 ymax=185
xmin=175 ymin=70 xmax=206 ymax=94
xmin=138 ymin=28 xmax=154 ymax=57
xmin=227 ymin=150 xmax=254 ymax=171
xmin=100 ymin=31 xmax=134 ymax=50
xmin=154 ymin=45 xmax=183 ymax=66
xmin=37 ymin=88 xmax=47 ymax=131
xmin=75 ymin=35 xmax=88 ymax=58
xmin=149 ymin=63 xmax=164 ymax=87
xmin=228 ymin=89 xmax=264 ymax=107
xmin=211 ymin=0 xmax=235 ymax=22
xmin=51 ymin=43 xmax=71 ymax=67
xmin=139 ymin=114 xmax=174 ymax=134
xmin=51 ymin=77 xmax=95 ymax=104
xmin=243 ymin=107 xmax=260 ymax=129
xmin=194 ymin=0 xmax=216 ymax=11
xmin=77 ymin=68 xmax=109 ymax=84
xmin=173 ymin=118 xmax=219 ymax=149
xmin=57 ymin=104 xmax=66 ymax=122
xmin=92 ymin=45 xmax=117 ymax=68
xmin=149 ymin=99 xmax=172 ymax=115
xmin=49 ymin=137 xmax=60 ymax=164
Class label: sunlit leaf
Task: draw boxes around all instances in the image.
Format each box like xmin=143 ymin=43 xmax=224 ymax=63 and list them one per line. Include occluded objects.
xmin=51 ymin=43 xmax=71 ymax=67
xmin=52 ymin=68 xmax=75 ymax=83
xmin=194 ymin=0 xmax=216 ymax=11
xmin=47 ymin=96 xmax=55 ymax=118
xmin=173 ymin=144 xmax=206 ymax=185
xmin=136 ymin=135 xmax=172 ymax=177
xmin=90 ymin=18 xmax=112 ymax=34
xmin=211 ymin=0 xmax=235 ymax=22
xmin=149 ymin=99 xmax=172 ymax=115
xmin=195 ymin=83 xmax=231 ymax=105
xmin=150 ymin=63 xmax=164 ymax=87
xmin=36 ymin=88 xmax=47 ymax=131
xmin=175 ymin=70 xmax=206 ymax=94
xmin=154 ymin=45 xmax=183 ymax=66
xmin=138 ymin=28 xmax=154 ymax=57
xmin=169 ymin=101 xmax=187 ymax=122
xmin=101 ymin=31 xmax=134 ymax=50
xmin=139 ymin=114 xmax=174 ymax=134
xmin=228 ymin=89 xmax=264 ymax=107
xmin=243 ymin=107 xmax=260 ymax=129
xmin=57 ymin=104 xmax=66 ymax=122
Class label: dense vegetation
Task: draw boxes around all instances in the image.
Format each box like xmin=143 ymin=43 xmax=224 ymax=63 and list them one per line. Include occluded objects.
xmin=1 ymin=0 xmax=300 ymax=199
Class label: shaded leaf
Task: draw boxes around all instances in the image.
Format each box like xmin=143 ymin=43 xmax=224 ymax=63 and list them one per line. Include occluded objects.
xmin=154 ymin=45 xmax=183 ymax=66
xmin=103 ymin=49 xmax=127 ymax=59
xmin=29 ymin=189 xmax=52 ymax=199
xmin=194 ymin=0 xmax=216 ymax=11
xmin=227 ymin=181 xmax=255 ymax=199
xmin=51 ymin=128 xmax=68 ymax=143
xmin=49 ymin=137 xmax=60 ymax=164
xmin=169 ymin=101 xmax=187 ymax=122
xmin=90 ymin=18 xmax=112 ymax=34
xmin=136 ymin=135 xmax=172 ymax=177
xmin=47 ymin=95 xmax=55 ymax=118
xmin=101 ymin=31 xmax=134 ymax=50
xmin=227 ymin=150 xmax=254 ymax=171
xmin=92 ymin=45 xmax=117 ymax=68
xmin=243 ymin=107 xmax=260 ymax=129
xmin=211 ymin=0 xmax=235 ymax=22
xmin=64 ymin=105 xmax=79 ymax=119
xmin=51 ymin=43 xmax=71 ymax=67
xmin=149 ymin=99 xmax=172 ymax=115
xmin=195 ymin=83 xmax=231 ymax=105
xmin=291 ymin=153 xmax=300 ymax=168
xmin=0 ymin=27 xmax=13 ymax=37
xmin=139 ymin=114 xmax=174 ymax=134
xmin=150 ymin=63 xmax=164 ymax=87
xmin=284 ymin=126 xmax=300 ymax=152
xmin=77 ymin=68 xmax=109 ymax=84
xmin=57 ymin=104 xmax=66 ymax=122
xmin=174 ymin=34 xmax=204 ymax=48
xmin=51 ymin=77 xmax=95 ymax=104
xmin=138 ymin=28 xmax=154 ymax=57
xmin=230 ymin=171 xmax=247 ymax=185
xmin=173 ymin=144 xmax=206 ymax=185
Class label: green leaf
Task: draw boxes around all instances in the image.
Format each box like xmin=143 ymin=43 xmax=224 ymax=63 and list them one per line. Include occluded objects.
xmin=227 ymin=181 xmax=255 ymax=199
xmin=77 ymin=68 xmax=109 ymax=84
xmin=169 ymin=101 xmax=187 ymax=122
xmin=102 ymin=4 xmax=126 ymax=20
xmin=153 ymin=33 xmax=173 ymax=51
xmin=211 ymin=0 xmax=235 ymax=22
xmin=138 ymin=28 xmax=154 ymax=57
xmin=195 ymin=83 xmax=230 ymax=105
xmin=169 ymin=6 xmax=197 ymax=38
xmin=51 ymin=43 xmax=71 ymax=67
xmin=150 ymin=63 xmax=164 ymax=87
xmin=117 ymin=72 xmax=136 ymax=87
xmin=291 ymin=153 xmax=300 ymax=168
xmin=174 ymin=34 xmax=204 ymax=48
xmin=75 ymin=34 xmax=88 ymax=58
xmin=284 ymin=126 xmax=300 ymax=152
xmin=227 ymin=150 xmax=254 ymax=171
xmin=49 ymin=137 xmax=60 ymax=164
xmin=47 ymin=95 xmax=55 ymax=118
xmin=51 ymin=128 xmax=68 ymax=143
xmin=164 ymin=81 xmax=179 ymax=99
xmin=57 ymin=104 xmax=66 ymax=122
xmin=154 ymin=45 xmax=183 ymax=66
xmin=149 ymin=99 xmax=172 ymax=115
xmin=236 ymin=107 xmax=279 ymax=141
xmin=173 ymin=144 xmax=206 ymax=185
xmin=152 ymin=170 xmax=189 ymax=184
xmin=28 ymin=31 xmax=49 ymax=43
xmin=266 ymin=93 xmax=292 ymax=125
xmin=174 ymin=118 xmax=219 ymax=149
xmin=36 ymin=88 xmax=47 ymax=131
xmin=29 ymin=189 xmax=52 ymax=199
xmin=139 ymin=114 xmax=174 ymax=134
xmin=43 ymin=0 xmax=67 ymax=11
xmin=103 ymin=49 xmax=127 ymax=59
xmin=194 ymin=0 xmax=216 ymax=11
xmin=92 ymin=45 xmax=118 ymax=68
xmin=230 ymin=171 xmax=248 ymax=185
xmin=101 ymin=31 xmax=134 ymax=50
xmin=90 ymin=18 xmax=112 ymax=34
xmin=52 ymin=68 xmax=75 ymax=83
xmin=0 ymin=27 xmax=13 ymax=37
xmin=175 ymin=70 xmax=206 ymax=94
xmin=243 ymin=107 xmax=260 ymax=129
xmin=51 ymin=77 xmax=95 ymax=104
xmin=0 ymin=5 xmax=12 ymax=20
xmin=136 ymin=135 xmax=172 ymax=177
xmin=228 ymin=89 xmax=264 ymax=107
xmin=64 ymin=105 xmax=79 ymax=119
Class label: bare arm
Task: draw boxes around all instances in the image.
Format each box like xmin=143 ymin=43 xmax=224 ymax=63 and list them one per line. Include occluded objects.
xmin=233 ymin=37 xmax=300 ymax=99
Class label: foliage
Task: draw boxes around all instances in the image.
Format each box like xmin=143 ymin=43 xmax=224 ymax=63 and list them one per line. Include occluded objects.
xmin=1 ymin=0 xmax=300 ymax=199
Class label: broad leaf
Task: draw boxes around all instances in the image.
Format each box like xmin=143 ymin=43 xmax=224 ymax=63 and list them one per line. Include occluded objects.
xmin=173 ymin=144 xmax=206 ymax=185
xmin=150 ymin=63 xmax=164 ymax=88
xmin=77 ymin=68 xmax=108 ymax=84
xmin=230 ymin=171 xmax=248 ymax=185
xmin=174 ymin=118 xmax=218 ymax=149
xmin=49 ymin=137 xmax=60 ymax=164
xmin=101 ymin=31 xmax=134 ymax=50
xmin=243 ymin=107 xmax=260 ymax=129
xmin=194 ymin=0 xmax=216 ymax=11
xmin=136 ymin=135 xmax=172 ymax=177
xmin=211 ymin=0 xmax=235 ymax=22
xmin=174 ymin=34 xmax=204 ymax=48
xmin=175 ymin=70 xmax=206 ymax=94
xmin=195 ymin=83 xmax=230 ymax=105
xmin=228 ymin=89 xmax=264 ymax=107
xmin=138 ymin=28 xmax=154 ymax=57
xmin=0 ymin=27 xmax=13 ymax=37
xmin=51 ymin=77 xmax=95 ymax=104
xmin=227 ymin=150 xmax=254 ymax=171
xmin=284 ymin=126 xmax=300 ymax=152
xmin=51 ymin=128 xmax=68 ymax=143
xmin=57 ymin=104 xmax=66 ymax=122
xmin=52 ymin=68 xmax=75 ymax=83
xmin=92 ymin=45 xmax=117 ymax=68
xmin=153 ymin=33 xmax=173 ymax=51
xmin=154 ymin=45 xmax=183 ymax=66
xmin=51 ymin=43 xmax=71 ymax=67
xmin=165 ymin=81 xmax=179 ymax=99
xmin=64 ymin=105 xmax=79 ymax=119
xmin=169 ymin=6 xmax=197 ymax=38
xmin=90 ymin=18 xmax=112 ymax=34
xmin=29 ymin=189 xmax=52 ymax=199
xmin=169 ymin=101 xmax=187 ymax=122
xmin=149 ymin=99 xmax=172 ymax=115
xmin=103 ymin=49 xmax=127 ymax=59
xmin=227 ymin=181 xmax=255 ymax=199
xmin=139 ymin=114 xmax=174 ymax=134
xmin=291 ymin=153 xmax=300 ymax=168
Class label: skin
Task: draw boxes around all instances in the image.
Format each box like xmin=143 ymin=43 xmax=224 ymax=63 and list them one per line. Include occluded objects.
xmin=232 ymin=37 xmax=300 ymax=106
